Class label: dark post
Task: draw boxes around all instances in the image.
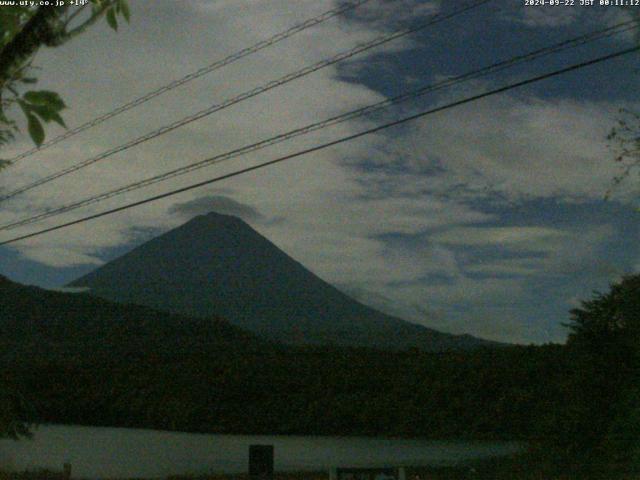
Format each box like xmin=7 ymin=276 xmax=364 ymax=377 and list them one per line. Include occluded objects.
xmin=249 ymin=444 xmax=274 ymax=480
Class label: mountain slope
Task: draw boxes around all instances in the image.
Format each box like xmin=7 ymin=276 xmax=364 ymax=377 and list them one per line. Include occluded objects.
xmin=69 ymin=212 xmax=493 ymax=350
xmin=0 ymin=275 xmax=559 ymax=439
xmin=0 ymin=274 xmax=261 ymax=363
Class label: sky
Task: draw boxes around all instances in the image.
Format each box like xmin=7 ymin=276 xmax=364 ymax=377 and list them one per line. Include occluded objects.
xmin=0 ymin=0 xmax=639 ymax=344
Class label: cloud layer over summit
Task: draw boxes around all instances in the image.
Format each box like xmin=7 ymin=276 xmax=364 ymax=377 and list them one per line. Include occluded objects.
xmin=0 ymin=0 xmax=639 ymax=343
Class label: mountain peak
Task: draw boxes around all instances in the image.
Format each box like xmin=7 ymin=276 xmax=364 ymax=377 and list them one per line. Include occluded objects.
xmin=69 ymin=214 xmax=494 ymax=351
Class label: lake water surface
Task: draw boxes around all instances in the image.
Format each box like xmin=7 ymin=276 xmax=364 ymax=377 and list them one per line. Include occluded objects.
xmin=0 ymin=425 xmax=519 ymax=478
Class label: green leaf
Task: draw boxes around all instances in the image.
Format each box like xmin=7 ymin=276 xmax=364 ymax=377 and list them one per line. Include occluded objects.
xmin=49 ymin=111 xmax=67 ymax=128
xmin=106 ymin=8 xmax=118 ymax=31
xmin=29 ymin=104 xmax=67 ymax=128
xmin=23 ymin=90 xmax=65 ymax=109
xmin=26 ymin=114 xmax=45 ymax=147
xmin=119 ymin=0 xmax=130 ymax=22
xmin=20 ymin=77 xmax=37 ymax=84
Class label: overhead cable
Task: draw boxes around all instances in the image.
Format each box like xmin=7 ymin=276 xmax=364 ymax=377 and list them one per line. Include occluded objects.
xmin=0 ymin=21 xmax=635 ymax=232
xmin=0 ymin=0 xmax=492 ymax=202
xmin=2 ymin=0 xmax=374 ymax=165
xmin=1 ymin=44 xmax=636 ymax=246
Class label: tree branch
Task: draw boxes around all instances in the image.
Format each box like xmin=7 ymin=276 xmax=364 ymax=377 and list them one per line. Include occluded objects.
xmin=0 ymin=6 xmax=68 ymax=90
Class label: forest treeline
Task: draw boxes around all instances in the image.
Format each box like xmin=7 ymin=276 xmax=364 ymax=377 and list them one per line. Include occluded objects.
xmin=0 ymin=274 xmax=638 ymax=478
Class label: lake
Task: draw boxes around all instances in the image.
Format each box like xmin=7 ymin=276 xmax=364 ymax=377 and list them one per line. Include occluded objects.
xmin=0 ymin=425 xmax=520 ymax=478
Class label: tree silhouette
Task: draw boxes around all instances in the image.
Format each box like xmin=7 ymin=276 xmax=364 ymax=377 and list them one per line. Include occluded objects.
xmin=0 ymin=0 xmax=129 ymax=162
xmin=558 ymin=274 xmax=640 ymax=475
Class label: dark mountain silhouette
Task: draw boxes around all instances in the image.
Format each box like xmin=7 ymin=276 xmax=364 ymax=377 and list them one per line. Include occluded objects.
xmin=0 ymin=274 xmax=261 ymax=363
xmin=69 ymin=212 xmax=494 ymax=350
xmin=0 ymin=274 xmax=562 ymax=440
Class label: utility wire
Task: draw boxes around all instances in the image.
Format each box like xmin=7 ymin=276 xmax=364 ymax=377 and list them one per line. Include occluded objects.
xmin=0 ymin=20 xmax=636 ymax=232
xmin=1 ymin=45 xmax=637 ymax=247
xmin=2 ymin=0 xmax=374 ymax=166
xmin=0 ymin=0 xmax=492 ymax=203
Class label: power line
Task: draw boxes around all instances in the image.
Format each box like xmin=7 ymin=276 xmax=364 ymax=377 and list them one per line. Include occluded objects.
xmin=0 ymin=20 xmax=636 ymax=232
xmin=0 ymin=0 xmax=492 ymax=203
xmin=2 ymin=0 xmax=373 ymax=166
xmin=1 ymin=45 xmax=637 ymax=247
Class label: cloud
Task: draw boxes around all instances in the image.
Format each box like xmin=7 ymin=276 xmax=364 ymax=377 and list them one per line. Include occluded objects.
xmin=337 ymin=274 xmax=539 ymax=341
xmin=540 ymin=223 xmax=616 ymax=275
xmin=168 ymin=194 xmax=265 ymax=222
xmin=11 ymin=246 xmax=103 ymax=268
xmin=436 ymin=223 xmax=618 ymax=278
xmin=464 ymin=257 xmax=541 ymax=276
xmin=390 ymin=96 xmax=637 ymax=202
xmin=0 ymin=0 xmax=637 ymax=345
xmin=338 ymin=282 xmax=446 ymax=325
xmin=430 ymin=226 xmax=568 ymax=251
xmin=347 ymin=0 xmax=440 ymax=31
xmin=366 ymin=276 xmax=538 ymax=341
